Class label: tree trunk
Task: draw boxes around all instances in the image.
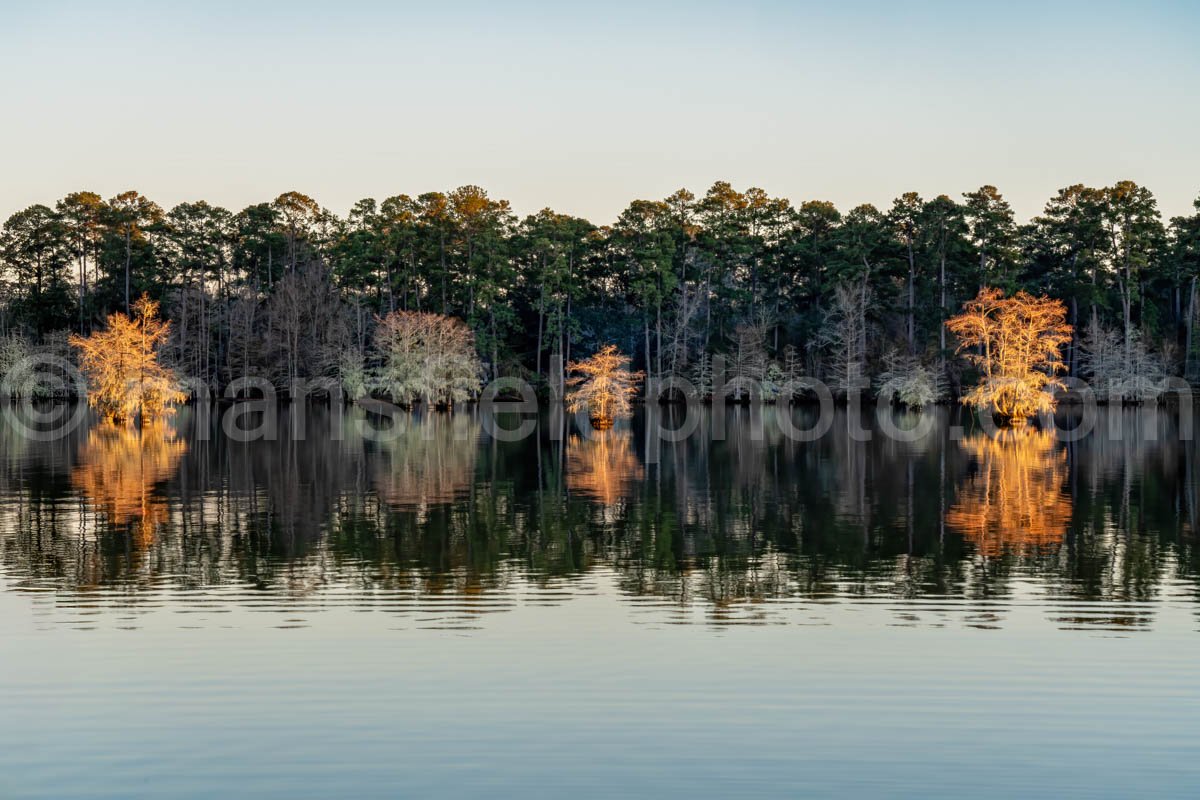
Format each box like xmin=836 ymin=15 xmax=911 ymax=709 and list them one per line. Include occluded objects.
xmin=564 ymin=296 xmax=572 ymax=385
xmin=938 ymin=250 xmax=946 ymax=357
xmin=906 ymin=237 xmax=915 ymax=352
xmin=1068 ymin=295 xmax=1079 ymax=376
xmin=1120 ymin=274 xmax=1132 ymax=374
xmin=78 ymin=250 xmax=86 ymax=334
xmin=536 ymin=289 xmax=545 ymax=379
xmin=440 ymin=232 xmax=447 ymax=315
xmin=490 ymin=309 xmax=499 ymax=382
xmin=387 ymin=261 xmax=395 ymax=313
xmin=1187 ymin=277 xmax=1197 ymax=380
xmin=124 ymin=226 xmax=132 ymax=313
xmin=655 ymin=302 xmax=663 ymax=382
xmin=644 ymin=317 xmax=651 ymax=383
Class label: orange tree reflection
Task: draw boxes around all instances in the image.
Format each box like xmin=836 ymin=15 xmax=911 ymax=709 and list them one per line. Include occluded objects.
xmin=946 ymin=429 xmax=1072 ymax=558
xmin=71 ymin=422 xmax=187 ymax=548
xmin=566 ymin=427 xmax=644 ymax=507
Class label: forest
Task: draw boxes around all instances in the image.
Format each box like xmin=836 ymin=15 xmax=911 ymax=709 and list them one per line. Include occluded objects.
xmin=2 ymin=181 xmax=1199 ymax=403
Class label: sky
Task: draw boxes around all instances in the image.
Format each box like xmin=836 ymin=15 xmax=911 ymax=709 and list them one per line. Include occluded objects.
xmin=1 ymin=0 xmax=1198 ymax=224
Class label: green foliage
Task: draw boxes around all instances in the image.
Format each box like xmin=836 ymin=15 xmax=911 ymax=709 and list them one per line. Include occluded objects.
xmin=0 ymin=181 xmax=1195 ymax=403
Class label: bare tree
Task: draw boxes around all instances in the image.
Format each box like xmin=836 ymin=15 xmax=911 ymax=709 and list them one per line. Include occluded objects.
xmin=373 ymin=310 xmax=483 ymax=407
xmin=566 ymin=344 xmax=643 ymax=427
xmin=1078 ymin=317 xmax=1166 ymax=403
xmin=224 ymin=289 xmax=259 ymax=386
xmin=664 ymin=283 xmax=704 ymax=384
xmin=727 ymin=321 xmax=769 ymax=400
xmin=821 ymin=281 xmax=870 ymax=397
xmin=265 ymin=263 xmax=350 ymax=390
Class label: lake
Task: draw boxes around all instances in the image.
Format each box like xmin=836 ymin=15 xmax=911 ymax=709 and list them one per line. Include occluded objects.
xmin=1 ymin=402 xmax=1199 ymax=798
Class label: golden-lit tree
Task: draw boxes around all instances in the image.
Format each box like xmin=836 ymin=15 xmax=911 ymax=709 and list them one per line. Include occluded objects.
xmin=70 ymin=294 xmax=185 ymax=422
xmin=945 ymin=430 xmax=1071 ymax=558
xmin=566 ymin=344 xmax=643 ymax=428
xmin=946 ymin=287 xmax=1072 ymax=423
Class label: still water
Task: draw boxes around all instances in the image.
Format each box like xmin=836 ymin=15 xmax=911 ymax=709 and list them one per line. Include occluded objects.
xmin=1 ymin=403 xmax=1199 ymax=798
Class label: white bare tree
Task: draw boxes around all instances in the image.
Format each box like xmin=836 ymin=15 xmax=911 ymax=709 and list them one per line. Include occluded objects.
xmin=1078 ymin=317 xmax=1167 ymax=402
xmin=820 ymin=281 xmax=871 ymax=397
xmin=372 ymin=311 xmax=483 ymax=407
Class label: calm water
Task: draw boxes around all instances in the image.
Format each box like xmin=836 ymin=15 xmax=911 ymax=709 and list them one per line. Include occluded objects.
xmin=2 ymin=403 xmax=1200 ymax=798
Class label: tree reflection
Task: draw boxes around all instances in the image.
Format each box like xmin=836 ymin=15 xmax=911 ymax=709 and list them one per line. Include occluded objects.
xmin=566 ymin=427 xmax=643 ymax=506
xmin=945 ymin=429 xmax=1072 ymax=557
xmin=2 ymin=407 xmax=1199 ymax=625
xmin=370 ymin=412 xmax=479 ymax=508
xmin=71 ymin=422 xmax=187 ymax=547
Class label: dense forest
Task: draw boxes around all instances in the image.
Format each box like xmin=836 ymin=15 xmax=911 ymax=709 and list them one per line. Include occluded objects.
xmin=2 ymin=181 xmax=1199 ymax=401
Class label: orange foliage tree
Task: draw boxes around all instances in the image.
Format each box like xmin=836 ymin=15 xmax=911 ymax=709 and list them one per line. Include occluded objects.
xmin=566 ymin=344 xmax=643 ymax=428
xmin=945 ymin=288 xmax=1072 ymax=423
xmin=69 ymin=294 xmax=186 ymax=422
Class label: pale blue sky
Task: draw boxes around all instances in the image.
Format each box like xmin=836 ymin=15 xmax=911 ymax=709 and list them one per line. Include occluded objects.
xmin=2 ymin=0 xmax=1198 ymax=223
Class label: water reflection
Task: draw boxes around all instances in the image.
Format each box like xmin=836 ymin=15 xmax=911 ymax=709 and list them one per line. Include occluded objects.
xmin=566 ymin=427 xmax=643 ymax=506
xmin=369 ymin=410 xmax=479 ymax=508
xmin=71 ymin=423 xmax=187 ymax=542
xmin=1 ymin=405 xmax=1199 ymax=629
xmin=946 ymin=430 xmax=1072 ymax=557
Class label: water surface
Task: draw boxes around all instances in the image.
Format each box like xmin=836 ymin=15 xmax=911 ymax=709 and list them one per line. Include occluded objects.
xmin=2 ymin=404 xmax=1199 ymax=798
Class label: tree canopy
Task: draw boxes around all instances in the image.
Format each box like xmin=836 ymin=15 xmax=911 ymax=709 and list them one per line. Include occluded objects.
xmin=946 ymin=288 xmax=1072 ymax=421
xmin=0 ymin=181 xmax=1196 ymax=402
xmin=69 ymin=295 xmax=186 ymax=422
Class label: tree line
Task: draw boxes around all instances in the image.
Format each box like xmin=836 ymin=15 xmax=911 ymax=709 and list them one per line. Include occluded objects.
xmin=2 ymin=181 xmax=1199 ymax=400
